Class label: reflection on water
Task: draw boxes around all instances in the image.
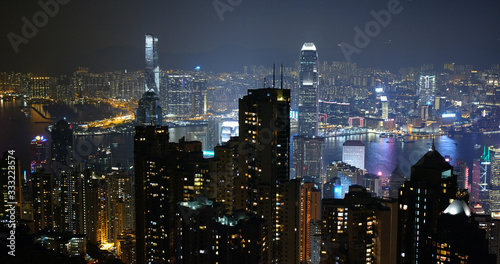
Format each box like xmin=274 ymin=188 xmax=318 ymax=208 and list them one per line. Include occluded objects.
xmin=1 ymin=99 xmax=499 ymax=179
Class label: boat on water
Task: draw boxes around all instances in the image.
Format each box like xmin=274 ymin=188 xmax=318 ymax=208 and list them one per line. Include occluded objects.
xmin=380 ymin=133 xmax=387 ymax=138
xmin=474 ymin=144 xmax=481 ymax=149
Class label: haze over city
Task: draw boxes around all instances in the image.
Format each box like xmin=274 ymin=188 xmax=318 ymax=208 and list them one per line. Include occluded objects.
xmin=1 ymin=1 xmax=500 ymax=264
xmin=1 ymin=0 xmax=500 ymax=74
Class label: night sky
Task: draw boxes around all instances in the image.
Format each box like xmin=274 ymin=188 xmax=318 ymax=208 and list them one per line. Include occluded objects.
xmin=1 ymin=0 xmax=499 ymax=75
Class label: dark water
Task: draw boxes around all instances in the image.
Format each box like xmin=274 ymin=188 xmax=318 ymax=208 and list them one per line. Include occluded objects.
xmin=1 ymin=99 xmax=499 ymax=178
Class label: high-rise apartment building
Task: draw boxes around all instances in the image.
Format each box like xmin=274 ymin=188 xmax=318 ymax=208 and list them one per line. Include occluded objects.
xmin=397 ymin=144 xmax=459 ymax=264
xmin=321 ymin=185 xmax=398 ymax=264
xmin=298 ymin=42 xmax=319 ymax=137
xmin=238 ymin=88 xmax=298 ymax=263
xmin=299 ymin=182 xmax=321 ymax=263
xmin=135 ymin=126 xmax=209 ymax=264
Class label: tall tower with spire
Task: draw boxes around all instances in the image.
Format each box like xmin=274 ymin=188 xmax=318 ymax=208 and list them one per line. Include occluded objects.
xmin=298 ymin=42 xmax=319 ymax=137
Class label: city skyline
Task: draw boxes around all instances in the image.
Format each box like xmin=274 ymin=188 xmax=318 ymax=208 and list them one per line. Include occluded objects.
xmin=2 ymin=1 xmax=500 ymax=262
xmin=1 ymin=1 xmax=500 ymax=75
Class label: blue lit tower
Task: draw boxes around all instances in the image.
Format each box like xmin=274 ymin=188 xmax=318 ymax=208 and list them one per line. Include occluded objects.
xmin=298 ymin=43 xmax=319 ymax=137
xmin=145 ymin=34 xmax=160 ymax=95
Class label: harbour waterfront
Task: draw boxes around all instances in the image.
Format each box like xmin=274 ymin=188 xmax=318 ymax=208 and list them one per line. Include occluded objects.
xmin=1 ymin=99 xmax=499 ymax=179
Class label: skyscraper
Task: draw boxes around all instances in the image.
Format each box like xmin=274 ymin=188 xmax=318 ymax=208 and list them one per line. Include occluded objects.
xmin=166 ymin=75 xmax=193 ymax=117
xmin=135 ymin=126 xmax=209 ymax=264
xmin=298 ymin=42 xmax=319 ymax=137
xmin=418 ymin=75 xmax=436 ymax=107
xmin=238 ymin=88 xmax=296 ymax=263
xmin=489 ymin=147 xmax=500 ymax=217
xmin=299 ymin=182 xmax=321 ymax=263
xmin=145 ymin=34 xmax=160 ymax=95
xmin=342 ymin=140 xmax=365 ymax=171
xmin=397 ymin=144 xmax=459 ymax=264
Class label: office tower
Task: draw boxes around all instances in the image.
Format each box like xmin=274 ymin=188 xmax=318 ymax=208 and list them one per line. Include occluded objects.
xmin=397 ymin=144 xmax=459 ymax=264
xmin=321 ymin=185 xmax=398 ymax=264
xmin=166 ymin=74 xmax=193 ymax=117
xmin=298 ymin=42 xmax=319 ymax=137
xmin=0 ymin=152 xmax=23 ymax=220
xmin=419 ymin=105 xmax=430 ymax=121
xmin=31 ymin=135 xmax=48 ymax=173
xmin=454 ymin=160 xmax=469 ymax=191
xmin=426 ymin=199 xmax=495 ymax=263
xmin=489 ymin=147 xmax=500 ymax=217
xmin=238 ymin=88 xmax=294 ymax=263
xmin=389 ymin=164 xmax=407 ymax=198
xmin=144 ymin=34 xmax=160 ymax=94
xmin=299 ymin=182 xmax=321 ymax=263
xmin=292 ymin=136 xmax=325 ymax=181
xmin=342 ymin=140 xmax=365 ymax=171
xmin=381 ymin=95 xmax=389 ymax=119
xmin=418 ymin=75 xmax=436 ymax=107
xmin=472 ymin=148 xmax=492 ymax=214
xmin=192 ymin=79 xmax=207 ymax=116
xmin=135 ymin=91 xmax=162 ymax=126
xmin=32 ymin=170 xmax=53 ymax=232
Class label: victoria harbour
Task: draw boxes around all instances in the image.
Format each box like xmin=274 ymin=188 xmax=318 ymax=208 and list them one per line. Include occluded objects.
xmin=2 ymin=99 xmax=498 ymax=180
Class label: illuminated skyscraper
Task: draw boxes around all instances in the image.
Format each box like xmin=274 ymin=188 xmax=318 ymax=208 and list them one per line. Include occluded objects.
xmin=471 ymin=147 xmax=492 ymax=214
xmin=166 ymin=75 xmax=193 ymax=117
xmin=145 ymin=34 xmax=160 ymax=94
xmin=298 ymin=42 xmax=319 ymax=137
xmin=342 ymin=140 xmax=365 ymax=171
xmin=418 ymin=75 xmax=436 ymax=107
